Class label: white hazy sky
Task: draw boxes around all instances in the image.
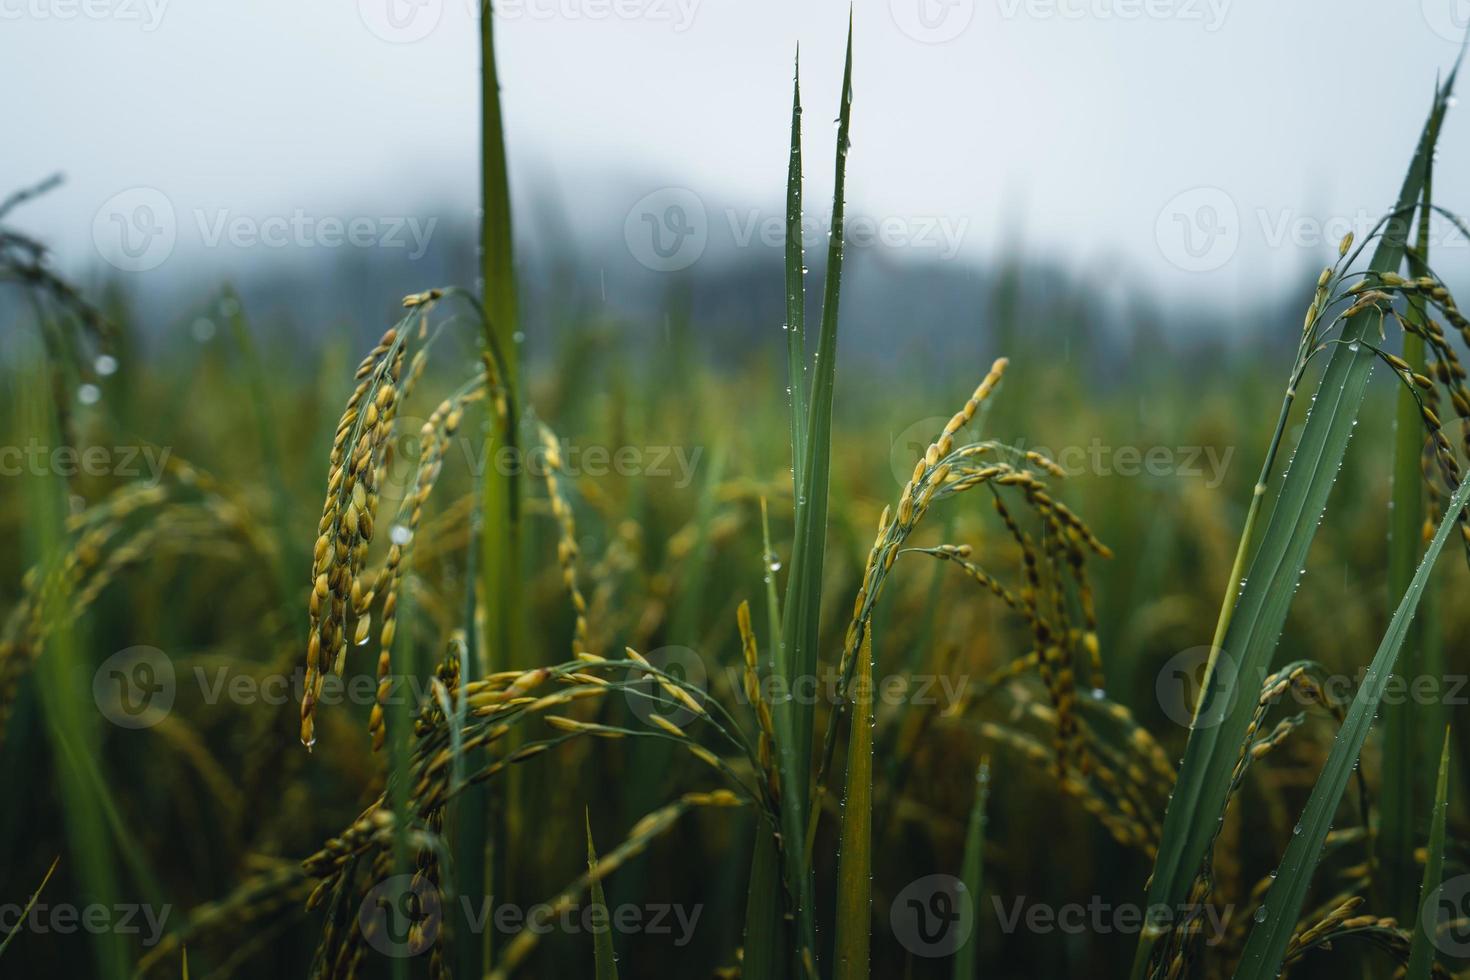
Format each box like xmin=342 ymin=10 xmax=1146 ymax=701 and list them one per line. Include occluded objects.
xmin=7 ymin=0 xmax=1470 ymax=299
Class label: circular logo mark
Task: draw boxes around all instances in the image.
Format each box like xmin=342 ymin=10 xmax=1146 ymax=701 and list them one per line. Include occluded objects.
xmin=1155 ymin=645 xmax=1237 ymax=729
xmin=624 ymin=188 xmax=707 ymax=272
xmin=359 ymin=874 xmax=442 ymax=957
xmin=624 ymin=645 xmax=707 ymax=728
xmin=1423 ymin=0 xmax=1470 ymax=41
xmin=93 ymin=646 xmax=175 ymax=728
xmin=1424 ymin=873 xmax=1470 ymax=956
xmin=890 ymin=0 xmax=975 ymax=43
xmin=891 ymin=873 xmax=975 ymax=957
xmin=92 ymin=187 xmax=176 ymax=273
xmin=1155 ymin=187 xmax=1239 ymax=273
xmin=359 ymin=0 xmax=443 ymax=42
xmin=889 ymin=416 xmax=951 ymax=487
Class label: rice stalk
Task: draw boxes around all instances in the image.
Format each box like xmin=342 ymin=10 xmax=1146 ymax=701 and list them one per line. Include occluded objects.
xmin=537 ymin=422 xmax=590 ymax=656
xmin=952 ymin=758 xmax=989 ymax=980
xmin=0 ymin=854 xmax=58 ymax=960
xmin=1405 ymin=728 xmax=1451 ymax=980
xmin=1380 ymin=117 xmax=1440 ymax=924
xmin=474 ymin=6 xmax=521 ymax=972
xmin=832 ymin=624 xmax=873 ymax=980
xmin=769 ymin=23 xmax=852 ymax=977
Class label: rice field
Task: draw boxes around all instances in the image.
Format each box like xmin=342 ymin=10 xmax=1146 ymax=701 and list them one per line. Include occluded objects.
xmin=6 ymin=11 xmax=1470 ymax=980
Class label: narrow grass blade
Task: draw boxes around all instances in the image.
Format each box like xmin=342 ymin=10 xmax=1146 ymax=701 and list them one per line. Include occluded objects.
xmin=221 ymin=286 xmax=294 ymax=599
xmin=1135 ymin=61 xmax=1461 ymax=975
xmin=467 ymin=6 xmax=521 ymax=975
xmin=834 ymin=626 xmax=874 ymax=980
xmin=386 ymin=543 xmax=418 ymax=980
xmin=744 ymin=823 xmax=787 ymax=980
xmin=744 ymin=498 xmax=788 ymax=980
xmin=16 ymin=332 xmax=126 ymax=980
xmin=587 ymin=814 xmax=621 ymax=980
xmin=1406 ymin=729 xmax=1451 ymax=980
xmin=785 ymin=52 xmax=807 ymax=494
xmin=0 ymin=855 xmax=58 ymax=960
xmin=953 ymin=759 xmax=990 ymax=980
xmin=479 ymin=0 xmax=517 ymax=353
xmin=1234 ymin=474 xmax=1470 ymax=980
xmin=771 ymin=19 xmax=853 ymax=976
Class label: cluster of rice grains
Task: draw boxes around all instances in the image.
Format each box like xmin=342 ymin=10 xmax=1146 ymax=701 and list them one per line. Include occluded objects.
xmin=291 ymin=293 xmax=778 ymax=977
xmin=302 ymin=288 xmax=520 ymax=752
xmin=300 ymin=648 xmax=755 ymax=979
xmin=0 ymin=459 xmax=268 ymax=738
xmin=1317 ymin=233 xmax=1470 ymax=560
xmin=813 ymin=358 xmax=1172 ymax=858
xmin=301 ymin=317 xmax=415 ymax=750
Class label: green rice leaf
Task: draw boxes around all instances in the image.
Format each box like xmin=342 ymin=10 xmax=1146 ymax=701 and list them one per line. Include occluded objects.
xmin=1234 ymin=473 xmax=1470 ymax=980
xmin=953 ymin=760 xmax=990 ymax=980
xmin=743 ymin=499 xmax=788 ymax=980
xmin=464 ymin=6 xmax=521 ymax=975
xmin=771 ymin=18 xmax=853 ymax=977
xmin=1381 ymin=93 xmax=1444 ymax=924
xmin=785 ymin=51 xmax=808 ymax=496
xmin=1134 ymin=59 xmax=1462 ymax=976
xmin=587 ymin=813 xmax=621 ymax=980
xmin=1406 ymin=729 xmax=1451 ymax=980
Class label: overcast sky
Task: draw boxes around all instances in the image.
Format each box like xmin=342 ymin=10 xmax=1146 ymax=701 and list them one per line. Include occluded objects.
xmin=7 ymin=0 xmax=1470 ymax=302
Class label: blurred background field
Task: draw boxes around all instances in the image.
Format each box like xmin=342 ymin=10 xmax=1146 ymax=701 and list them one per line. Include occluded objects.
xmin=3 ymin=246 xmax=1466 ymax=976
